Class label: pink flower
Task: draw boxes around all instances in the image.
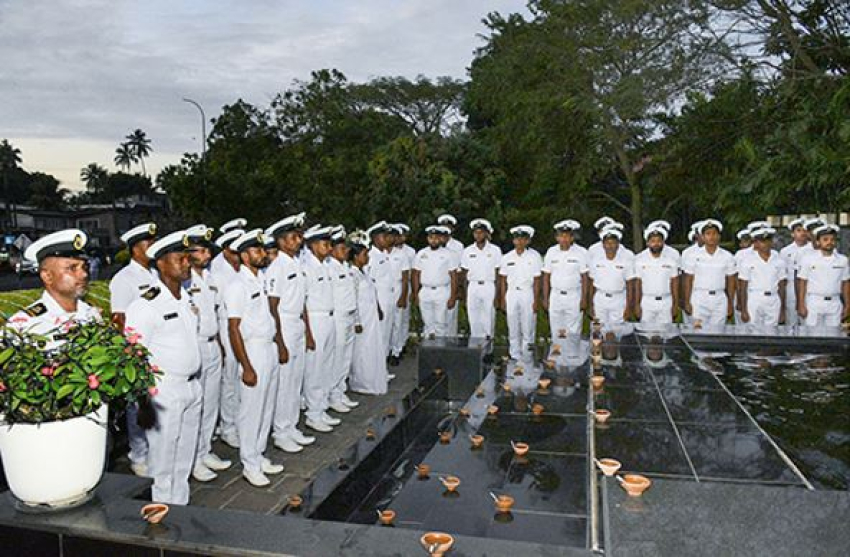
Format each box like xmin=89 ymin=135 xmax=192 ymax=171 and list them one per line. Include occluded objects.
xmin=124 ymin=326 xmax=135 ymax=333
xmin=150 ymin=365 xmax=160 ymax=373
xmin=0 ymin=382 xmax=6 ymax=392
xmin=136 ymin=350 xmax=143 ymax=357
xmin=147 ymin=386 xmax=159 ymax=397
xmin=126 ymin=333 xmax=142 ymax=345
xmin=124 ymin=347 xmax=132 ymax=354
xmin=87 ymin=374 xmax=100 ymax=389
xmin=41 ymin=366 xmax=54 ymax=377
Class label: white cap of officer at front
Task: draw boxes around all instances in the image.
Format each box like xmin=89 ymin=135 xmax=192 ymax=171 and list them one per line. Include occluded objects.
xmin=643 ymin=226 xmax=668 ymax=241
xmin=812 ymin=224 xmax=839 ymax=238
xmin=231 ymin=229 xmax=266 ymax=252
xmin=437 ymin=214 xmax=457 ymax=226
xmin=646 ymin=220 xmax=671 ymax=231
xmin=120 ymin=222 xmax=157 ymax=247
xmin=146 ymin=230 xmax=190 ymax=260
xmin=366 ymin=221 xmax=390 ymax=236
xmin=470 ymin=218 xmax=494 ymax=233
xmin=509 ymin=225 xmax=535 ymax=238
xmin=736 ymin=228 xmax=752 ymax=240
xmin=787 ymin=217 xmax=805 ymax=231
xmin=215 ymin=229 xmax=245 ymax=250
xmin=185 ymin=224 xmax=214 ymax=246
xmin=594 ymin=216 xmax=615 ymax=230
xmin=267 ymin=213 xmax=306 ymax=238
xmin=554 ymin=219 xmax=580 ymax=233
xmin=750 ymin=227 xmax=777 ymax=240
xmin=303 ymin=224 xmax=334 ymax=242
xmin=425 ymin=225 xmax=451 ymax=235
xmin=698 ymin=219 xmax=723 ymax=234
xmin=219 ymin=218 xmax=247 ymax=234
xmin=600 ymin=227 xmax=623 ymax=240
xmin=24 ymin=229 xmax=89 ymax=263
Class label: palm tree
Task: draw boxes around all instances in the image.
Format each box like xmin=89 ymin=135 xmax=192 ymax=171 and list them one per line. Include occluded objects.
xmin=114 ymin=143 xmax=136 ymax=172
xmin=125 ymin=129 xmax=153 ymax=176
xmin=0 ymin=139 xmax=22 ymax=229
xmin=80 ymin=163 xmax=109 ymax=201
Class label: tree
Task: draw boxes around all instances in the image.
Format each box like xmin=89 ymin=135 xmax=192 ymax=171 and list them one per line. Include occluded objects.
xmin=80 ymin=163 xmax=109 ymax=199
xmin=125 ymin=129 xmax=153 ymax=176
xmin=468 ymin=0 xmax=730 ymax=248
xmin=114 ymin=143 xmax=136 ymax=173
xmin=0 ymin=139 xmax=23 ymax=228
xmin=27 ymin=172 xmax=68 ymax=210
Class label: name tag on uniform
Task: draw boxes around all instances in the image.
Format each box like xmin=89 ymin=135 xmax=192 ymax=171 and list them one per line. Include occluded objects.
xmin=163 ymin=313 xmax=178 ymax=320
xmin=616 ymin=265 xmax=624 ymax=270
xmin=317 ymin=277 xmax=324 ymax=282
xmin=138 ymin=284 xmax=150 ymax=290
xmin=288 ymin=273 xmax=297 ymax=280
xmin=210 ymin=286 xmax=218 ymax=292
xmin=251 ymin=292 xmax=260 ymax=299
xmin=470 ymin=254 xmax=477 ymax=258
xmin=507 ymin=262 xmax=516 ymax=266
xmin=567 ymin=258 xmax=578 ymax=263
xmin=338 ymin=274 xmax=347 ymax=279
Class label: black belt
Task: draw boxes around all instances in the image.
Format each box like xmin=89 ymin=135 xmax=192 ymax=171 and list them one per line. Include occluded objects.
xmin=706 ymin=290 xmax=718 ymax=296
xmin=558 ymin=290 xmax=578 ymax=295
xmin=762 ymin=291 xmax=772 ymax=296
xmin=203 ymin=335 xmax=216 ymax=342
xmin=823 ymin=296 xmax=833 ymax=301
xmin=187 ymin=371 xmax=200 ymax=382
xmin=655 ymin=296 xmax=664 ymax=301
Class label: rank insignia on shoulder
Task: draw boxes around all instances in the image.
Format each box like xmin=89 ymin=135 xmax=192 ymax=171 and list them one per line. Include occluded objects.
xmin=24 ymin=302 xmax=47 ymax=317
xmin=142 ymin=287 xmax=161 ymax=300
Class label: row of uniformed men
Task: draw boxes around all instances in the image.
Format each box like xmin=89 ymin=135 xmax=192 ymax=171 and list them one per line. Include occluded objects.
xmin=107 ymin=215 xmax=419 ymax=504
xmin=411 ymin=215 xmax=849 ymax=361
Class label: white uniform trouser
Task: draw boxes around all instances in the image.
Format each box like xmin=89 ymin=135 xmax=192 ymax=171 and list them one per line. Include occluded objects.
xmin=388 ymin=284 xmax=406 ymax=357
xmin=148 ymin=374 xmax=202 ymax=505
xmin=447 ymin=303 xmax=459 ymax=336
xmin=219 ymin=321 xmax=240 ymax=439
xmin=506 ymin=287 xmax=535 ymax=361
xmin=399 ymin=304 xmax=411 ymax=348
xmin=549 ymin=288 xmax=582 ymax=341
xmin=746 ymin=290 xmax=781 ymax=326
xmin=640 ymin=294 xmax=673 ymax=327
xmin=419 ymin=285 xmax=450 ymax=337
xmin=594 ymin=290 xmax=626 ymax=328
xmin=195 ymin=338 xmax=223 ymax=462
xmin=304 ymin=312 xmax=336 ymax=422
xmin=375 ymin=285 xmax=394 ymax=356
xmin=127 ymin=403 xmax=148 ymax=466
xmin=803 ymin=294 xmax=842 ymax=327
xmin=330 ymin=310 xmax=356 ymax=405
xmin=785 ymin=280 xmax=798 ymax=326
xmin=238 ymin=339 xmax=278 ymax=475
xmin=691 ymin=289 xmax=728 ymax=325
xmin=273 ymin=314 xmax=306 ymax=442
xmin=467 ymin=281 xmax=496 ymax=338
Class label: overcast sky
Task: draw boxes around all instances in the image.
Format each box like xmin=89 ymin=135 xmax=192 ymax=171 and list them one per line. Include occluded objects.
xmin=1 ymin=0 xmax=529 ymax=190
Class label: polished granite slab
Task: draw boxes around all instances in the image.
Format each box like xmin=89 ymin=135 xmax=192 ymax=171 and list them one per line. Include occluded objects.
xmin=603 ymin=477 xmax=850 ymax=557
xmin=595 ymin=421 xmax=694 ymax=478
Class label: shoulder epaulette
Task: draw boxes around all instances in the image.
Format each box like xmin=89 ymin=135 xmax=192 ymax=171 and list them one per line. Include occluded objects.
xmin=24 ymin=302 xmax=47 ymax=317
xmin=142 ymin=287 xmax=161 ymax=301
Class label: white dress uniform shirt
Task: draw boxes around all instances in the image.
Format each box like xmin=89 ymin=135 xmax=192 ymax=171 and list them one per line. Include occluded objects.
xmin=186 ymin=268 xmax=220 ymax=340
xmin=500 ymin=248 xmax=543 ymax=361
xmin=543 ymin=244 xmax=588 ymax=338
xmin=588 ymin=242 xmax=634 ymax=260
xmin=366 ymin=246 xmax=394 ymax=353
xmin=797 ymin=250 xmax=850 ymax=327
xmin=738 ymin=250 xmax=787 ymax=327
xmin=634 ymin=249 xmax=679 ymax=326
xmin=266 ymin=251 xmax=309 ymax=443
xmin=208 ymin=251 xmax=242 ymax=442
xmin=444 ymin=238 xmax=464 ymax=336
xmin=683 ymin=246 xmax=737 ymax=325
xmin=779 ymin=241 xmax=807 ymax=326
xmin=414 ymin=246 xmax=456 ymax=337
xmin=589 ymin=249 xmax=635 ymax=327
xmin=461 ymin=241 xmax=502 ymax=338
xmin=224 ymin=266 xmax=278 ymax=475
xmin=329 ymin=256 xmax=358 ymax=406
xmin=109 ymin=259 xmax=157 ymax=314
xmin=8 ymin=292 xmax=101 ymax=351
xmin=302 ymin=252 xmax=337 ymax=422
xmin=126 ymin=281 xmax=202 ymax=505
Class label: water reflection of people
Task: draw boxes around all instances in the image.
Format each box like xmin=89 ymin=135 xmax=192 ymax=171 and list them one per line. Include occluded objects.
xmin=642 ymin=336 xmax=671 ymax=369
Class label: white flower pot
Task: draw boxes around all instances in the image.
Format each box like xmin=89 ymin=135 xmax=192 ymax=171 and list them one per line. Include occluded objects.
xmin=0 ymin=405 xmax=107 ymax=508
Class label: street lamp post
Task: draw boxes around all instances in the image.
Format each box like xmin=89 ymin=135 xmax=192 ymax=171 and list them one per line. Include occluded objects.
xmin=182 ymin=98 xmax=207 ymax=217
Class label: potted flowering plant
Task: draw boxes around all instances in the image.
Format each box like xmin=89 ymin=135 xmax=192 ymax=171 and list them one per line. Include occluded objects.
xmin=0 ymin=321 xmax=159 ymax=509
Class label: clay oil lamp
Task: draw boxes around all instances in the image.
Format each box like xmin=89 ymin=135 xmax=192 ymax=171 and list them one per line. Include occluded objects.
xmin=420 ymin=532 xmax=455 ymax=557
xmin=502 ymin=383 xmax=512 ymax=393
xmin=470 ymin=434 xmax=484 ymax=449
xmin=513 ymin=367 xmax=524 ymax=377
xmin=366 ymin=428 xmax=377 ymax=440
xmin=551 ymin=343 xmax=562 ymax=355
xmin=538 ymin=377 xmax=552 ymax=390
xmin=594 ymin=409 xmax=611 ymax=425
xmin=434 ymin=367 xmax=444 ymax=377
xmin=618 ymin=474 xmax=652 ymax=497
xmin=594 ymin=458 xmax=622 ymax=477
xmin=501 ymin=355 xmax=510 ymax=363
xmin=475 ymin=387 xmax=486 ymax=398
xmin=459 ymin=407 xmax=471 ymax=418
xmin=385 ymin=405 xmax=397 ymax=418
xmin=487 ymin=404 xmax=499 ymax=416
xmin=377 ymin=509 xmax=396 ymax=526
xmin=693 ymin=319 xmax=703 ymax=330
xmin=287 ymin=494 xmax=303 ymax=511
xmin=490 ymin=492 xmax=515 ymax=514
xmin=416 ymin=463 xmax=431 ymax=479
xmin=511 ymin=441 xmax=529 ymax=457
xmin=440 ymin=475 xmax=460 ymax=493
xmin=532 ymin=403 xmax=545 ymax=416
xmin=591 ymin=375 xmax=605 ymax=389
xmin=439 ymin=430 xmax=452 ymax=444
xmin=141 ymin=503 xmax=169 ymax=524
xmin=544 ymin=359 xmax=556 ymax=370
